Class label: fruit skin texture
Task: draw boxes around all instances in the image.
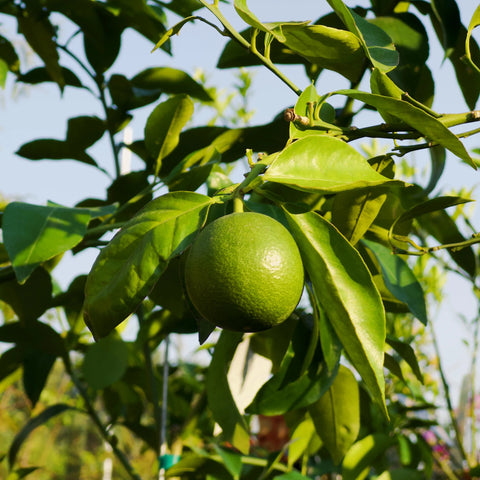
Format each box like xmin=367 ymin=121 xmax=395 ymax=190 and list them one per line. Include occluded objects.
xmin=184 ymin=212 xmax=304 ymax=332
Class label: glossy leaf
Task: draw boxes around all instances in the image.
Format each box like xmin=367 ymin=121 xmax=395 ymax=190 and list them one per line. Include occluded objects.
xmin=284 ymin=210 xmax=387 ymax=417
xmin=308 ymin=365 xmax=360 ymax=464
xmin=0 ymin=267 xmax=52 ymax=322
xmin=84 ymin=192 xmax=214 ymax=339
xmin=264 ymin=136 xmax=400 ymax=194
xmin=131 ymin=67 xmax=212 ymax=102
xmin=17 ymin=12 xmax=64 ymax=89
xmin=3 ymin=202 xmax=96 ymax=283
xmin=207 ymin=331 xmax=250 ymax=455
xmin=234 ymin=0 xmax=266 ymax=32
xmin=144 ymin=94 xmax=194 ymax=177
xmin=8 ymin=404 xmax=75 ymax=468
xmin=342 ymin=433 xmax=395 ymax=480
xmin=327 ymin=0 xmax=398 ymax=72
xmin=335 ymin=89 xmax=475 ymax=168
xmin=363 ymin=239 xmax=427 ymax=325
xmin=281 ymin=23 xmax=365 ymax=82
xmin=82 ymin=335 xmax=129 ymax=389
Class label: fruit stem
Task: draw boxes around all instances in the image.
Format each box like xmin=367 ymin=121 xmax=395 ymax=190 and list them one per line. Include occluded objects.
xmin=233 ymin=195 xmax=244 ymax=213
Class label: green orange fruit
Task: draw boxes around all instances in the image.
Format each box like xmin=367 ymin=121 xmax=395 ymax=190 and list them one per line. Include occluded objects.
xmin=184 ymin=212 xmax=304 ymax=332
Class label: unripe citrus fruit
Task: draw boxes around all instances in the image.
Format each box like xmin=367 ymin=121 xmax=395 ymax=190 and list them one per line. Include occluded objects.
xmin=184 ymin=212 xmax=304 ymax=332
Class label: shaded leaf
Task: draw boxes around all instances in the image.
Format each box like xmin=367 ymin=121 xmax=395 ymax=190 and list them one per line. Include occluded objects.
xmin=84 ymin=192 xmax=214 ymax=339
xmin=8 ymin=404 xmax=75 ymax=468
xmin=17 ymin=11 xmax=64 ymax=89
xmin=0 ymin=35 xmax=20 ymax=73
xmin=207 ymin=331 xmax=250 ymax=454
xmin=0 ymin=320 xmax=67 ymax=358
xmin=308 ymin=365 xmax=360 ymax=464
xmin=82 ymin=335 xmax=129 ymax=389
xmin=386 ymin=335 xmax=423 ymax=383
xmin=264 ymin=136 xmax=401 ymax=194
xmin=0 ymin=267 xmax=52 ymax=322
xmin=284 ymin=210 xmax=387 ymax=417
xmin=363 ymin=239 xmax=427 ymax=325
xmin=17 ymin=66 xmax=82 ymax=88
xmin=465 ymin=4 xmax=480 ymax=76
xmin=66 ymin=116 xmax=106 ymax=149
xmin=23 ymin=350 xmax=56 ymax=407
xmin=16 ymin=139 xmax=99 ymax=167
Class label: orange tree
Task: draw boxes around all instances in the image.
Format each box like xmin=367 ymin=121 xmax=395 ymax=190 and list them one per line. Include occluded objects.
xmin=1 ymin=0 xmax=480 ymax=478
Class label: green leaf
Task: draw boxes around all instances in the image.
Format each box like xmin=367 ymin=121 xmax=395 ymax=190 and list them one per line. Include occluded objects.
xmin=82 ymin=335 xmax=129 ymax=389
xmin=326 ymin=0 xmax=398 ymax=72
xmin=144 ymin=95 xmax=194 ymax=177
xmin=287 ymin=415 xmax=320 ymax=468
xmin=342 ymin=433 xmax=395 ymax=480
xmin=425 ymin=146 xmax=446 ymax=195
xmin=84 ymin=192 xmax=214 ymax=339
xmin=363 ymin=240 xmax=427 ymax=325
xmin=8 ymin=404 xmax=75 ymax=468
xmin=0 ymin=267 xmax=52 ymax=322
xmin=284 ymin=210 xmax=387 ymax=417
xmin=309 ymin=365 xmax=360 ymax=465
xmin=207 ymin=331 xmax=250 ymax=455
xmin=264 ymin=136 xmax=400 ymax=194
xmin=131 ymin=67 xmax=213 ymax=102
xmin=335 ymin=89 xmax=475 ymax=168
xmin=66 ymin=116 xmax=106 ymax=149
xmin=16 ymin=139 xmax=99 ymax=167
xmin=17 ymin=12 xmax=64 ymax=89
xmin=280 ymin=23 xmax=365 ymax=82
xmin=3 ymin=202 xmax=94 ymax=283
